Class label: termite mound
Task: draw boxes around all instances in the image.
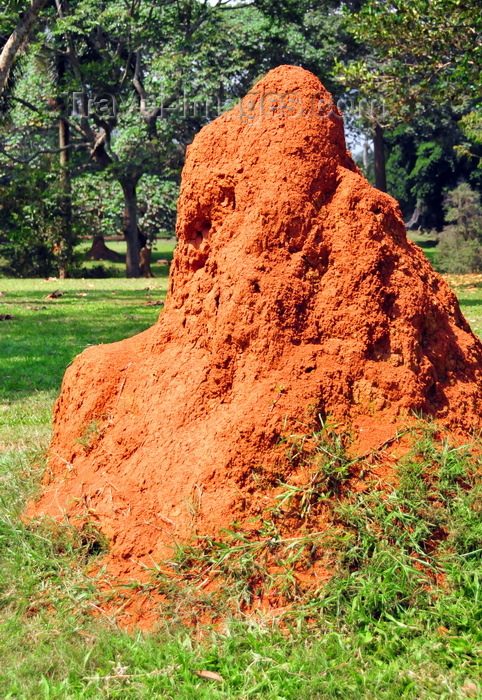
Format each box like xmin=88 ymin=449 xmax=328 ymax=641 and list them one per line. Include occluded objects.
xmin=28 ymin=65 xmax=482 ymax=592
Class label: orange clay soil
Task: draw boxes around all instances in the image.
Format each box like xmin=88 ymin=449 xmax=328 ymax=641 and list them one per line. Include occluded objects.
xmin=27 ymin=66 xmax=482 ymax=597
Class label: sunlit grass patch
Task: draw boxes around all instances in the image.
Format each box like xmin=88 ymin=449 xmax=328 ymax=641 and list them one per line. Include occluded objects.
xmin=0 ymin=278 xmax=169 ymax=402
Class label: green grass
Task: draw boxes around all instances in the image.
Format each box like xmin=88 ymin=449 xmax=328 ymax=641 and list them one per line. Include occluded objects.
xmin=0 ymin=277 xmax=169 ymax=449
xmin=1 ymin=421 xmax=481 ymax=698
xmin=0 ymin=270 xmax=482 ymax=699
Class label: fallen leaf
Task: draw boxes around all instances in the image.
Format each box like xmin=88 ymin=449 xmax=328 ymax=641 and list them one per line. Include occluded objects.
xmin=145 ymin=300 xmax=164 ymax=306
xmin=45 ymin=291 xmax=63 ymax=299
xmin=194 ymin=670 xmax=224 ymax=682
xmin=461 ymin=681 xmax=478 ymax=697
xmin=76 ymin=629 xmax=96 ymax=642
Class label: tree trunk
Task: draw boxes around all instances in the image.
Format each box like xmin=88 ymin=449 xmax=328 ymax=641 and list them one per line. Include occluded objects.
xmin=55 ymin=43 xmax=74 ymax=279
xmin=373 ymin=123 xmax=387 ymax=192
xmin=139 ymin=245 xmax=154 ymax=277
xmin=121 ymin=178 xmax=141 ymax=278
xmin=0 ymin=0 xmax=47 ymax=96
xmin=87 ymin=235 xmax=124 ymax=262
xmin=57 ymin=113 xmax=73 ymax=278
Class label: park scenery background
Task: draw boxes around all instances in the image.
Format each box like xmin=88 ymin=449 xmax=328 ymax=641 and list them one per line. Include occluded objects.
xmin=1 ymin=1 xmax=482 ymax=699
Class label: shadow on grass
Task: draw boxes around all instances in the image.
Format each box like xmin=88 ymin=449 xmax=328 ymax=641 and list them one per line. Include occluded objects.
xmin=458 ymin=298 xmax=482 ymax=306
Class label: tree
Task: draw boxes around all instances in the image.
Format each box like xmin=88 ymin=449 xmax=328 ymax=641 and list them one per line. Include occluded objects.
xmin=341 ymin=0 xmax=481 ymax=108
xmin=42 ymin=0 xmax=252 ymax=276
xmin=0 ymin=157 xmax=73 ymax=277
xmin=383 ymin=108 xmax=479 ymax=229
xmin=457 ymin=110 xmax=482 ymax=175
xmin=336 ymin=0 xmax=482 ymax=193
xmin=0 ymin=0 xmax=48 ymax=97
xmin=41 ymin=0 xmax=350 ymax=276
xmin=0 ymin=38 xmax=89 ymax=276
xmin=434 ymin=182 xmax=482 ymax=273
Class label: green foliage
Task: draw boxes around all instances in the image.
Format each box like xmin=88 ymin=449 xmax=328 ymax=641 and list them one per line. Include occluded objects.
xmin=0 ymin=1 xmax=34 ymax=112
xmin=337 ymin=0 xmax=482 ymax=225
xmin=434 ymin=182 xmax=482 ymax=273
xmin=457 ymin=110 xmax=482 ymax=171
xmin=407 ymin=138 xmax=464 ymax=228
xmin=71 ymin=173 xmax=178 ymax=245
xmin=72 ymin=172 xmax=124 ymax=240
xmin=338 ymin=0 xmax=482 ymax=122
xmin=1 ymin=0 xmax=356 ymax=276
xmin=0 ymin=164 xmax=70 ymax=277
xmin=460 ymin=111 xmax=482 ymax=147
xmin=444 ymin=182 xmax=482 ymax=236
xmin=384 ymin=113 xmax=480 ymax=228
xmin=139 ymin=176 xmax=178 ymax=240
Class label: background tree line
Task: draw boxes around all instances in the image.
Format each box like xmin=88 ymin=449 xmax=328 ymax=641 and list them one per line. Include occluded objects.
xmin=0 ymin=0 xmax=481 ymax=278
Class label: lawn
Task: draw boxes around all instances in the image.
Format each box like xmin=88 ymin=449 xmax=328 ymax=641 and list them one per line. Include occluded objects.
xmin=0 ymin=249 xmax=481 ymax=699
xmin=0 ymin=277 xmax=168 ymax=450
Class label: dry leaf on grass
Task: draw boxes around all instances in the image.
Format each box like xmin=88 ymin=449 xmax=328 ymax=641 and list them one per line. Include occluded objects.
xmin=461 ymin=681 xmax=478 ymax=697
xmin=194 ymin=670 xmax=224 ymax=682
